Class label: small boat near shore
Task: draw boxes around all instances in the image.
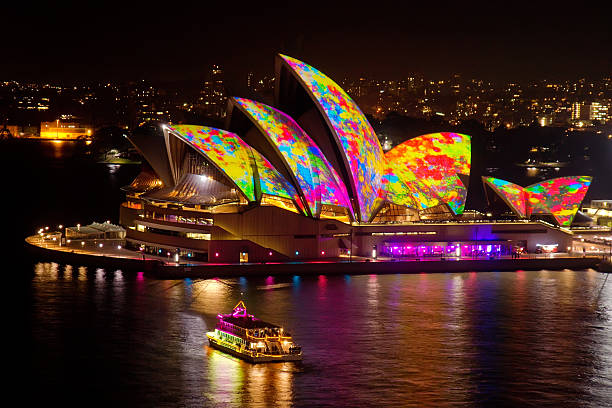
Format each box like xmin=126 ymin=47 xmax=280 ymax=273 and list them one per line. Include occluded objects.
xmin=206 ymin=301 xmax=302 ymax=363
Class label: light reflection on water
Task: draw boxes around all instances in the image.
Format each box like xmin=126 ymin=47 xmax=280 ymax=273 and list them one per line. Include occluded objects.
xmin=28 ymin=264 xmax=612 ymax=407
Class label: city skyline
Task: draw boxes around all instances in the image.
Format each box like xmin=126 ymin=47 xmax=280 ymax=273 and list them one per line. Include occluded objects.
xmin=2 ymin=64 xmax=610 ymax=133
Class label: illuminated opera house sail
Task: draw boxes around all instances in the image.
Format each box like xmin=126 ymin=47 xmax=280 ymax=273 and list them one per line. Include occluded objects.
xmin=119 ymin=53 xmax=592 ymax=262
xmin=482 ymin=176 xmax=592 ymax=227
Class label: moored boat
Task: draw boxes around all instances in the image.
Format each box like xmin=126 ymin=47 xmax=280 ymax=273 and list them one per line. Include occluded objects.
xmin=206 ymin=301 xmax=302 ymax=363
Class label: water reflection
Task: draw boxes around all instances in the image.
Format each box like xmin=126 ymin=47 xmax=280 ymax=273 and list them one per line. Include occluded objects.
xmin=206 ymin=349 xmax=295 ymax=407
xmin=27 ymin=266 xmax=612 ymax=406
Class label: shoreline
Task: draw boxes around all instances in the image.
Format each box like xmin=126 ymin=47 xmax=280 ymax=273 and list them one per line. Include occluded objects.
xmin=25 ymin=235 xmax=604 ymax=279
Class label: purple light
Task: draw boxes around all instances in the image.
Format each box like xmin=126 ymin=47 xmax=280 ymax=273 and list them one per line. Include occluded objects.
xmin=232 ymin=301 xmax=248 ymax=317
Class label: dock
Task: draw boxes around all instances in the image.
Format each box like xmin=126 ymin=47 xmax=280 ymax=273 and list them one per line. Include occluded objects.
xmin=24 ymin=235 xmax=604 ymax=279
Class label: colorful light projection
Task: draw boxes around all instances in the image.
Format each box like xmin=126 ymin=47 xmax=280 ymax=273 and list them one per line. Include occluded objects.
xmin=483 ymin=176 xmax=592 ymax=226
xmin=232 ymin=97 xmax=352 ymax=217
xmin=525 ymin=176 xmax=592 ymax=226
xmin=165 ymin=124 xmax=256 ymax=201
xmin=279 ymin=54 xmax=385 ymax=222
xmin=384 ymin=133 xmax=471 ymax=214
xmin=482 ymin=177 xmax=527 ymax=217
xmin=249 ymin=147 xmax=301 ymax=206
xmin=382 ymin=165 xmax=441 ymax=210
xmin=165 ymin=125 xmax=300 ymax=207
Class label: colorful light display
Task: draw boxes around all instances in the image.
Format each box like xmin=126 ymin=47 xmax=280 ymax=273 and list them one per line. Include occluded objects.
xmin=279 ymin=54 xmax=385 ymax=222
xmin=482 ymin=177 xmax=527 ymax=217
xmin=165 ymin=124 xmax=300 ymax=206
xmin=249 ymin=147 xmax=300 ymax=204
xmin=525 ymin=176 xmax=592 ymax=226
xmin=232 ymin=97 xmax=352 ymax=217
xmin=382 ymin=165 xmax=441 ymax=210
xmin=385 ymin=133 xmax=471 ymax=214
xmin=165 ymin=124 xmax=256 ymax=201
xmin=483 ymin=176 xmax=592 ymax=226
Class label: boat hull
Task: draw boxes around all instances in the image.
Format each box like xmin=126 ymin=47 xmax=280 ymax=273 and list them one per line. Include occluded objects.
xmin=207 ymin=334 xmax=302 ymax=363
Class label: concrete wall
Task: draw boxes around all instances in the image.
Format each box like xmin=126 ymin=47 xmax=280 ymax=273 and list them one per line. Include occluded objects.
xmin=213 ymin=207 xmax=573 ymax=261
xmin=212 ymin=205 xmax=352 ymax=259
xmin=122 ymin=200 xmax=574 ymax=263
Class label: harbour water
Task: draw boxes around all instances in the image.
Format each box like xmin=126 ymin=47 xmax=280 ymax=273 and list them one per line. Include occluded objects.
xmin=8 ymin=140 xmax=612 ymax=406
xmin=25 ymin=266 xmax=612 ymax=407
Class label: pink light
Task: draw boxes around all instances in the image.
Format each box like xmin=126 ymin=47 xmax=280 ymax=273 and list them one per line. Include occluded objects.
xmin=321 ymin=251 xmax=325 ymax=255
xmin=215 ymin=252 xmax=219 ymax=257
xmin=232 ymin=302 xmax=247 ymax=317
xmin=269 ymin=251 xmax=273 ymax=256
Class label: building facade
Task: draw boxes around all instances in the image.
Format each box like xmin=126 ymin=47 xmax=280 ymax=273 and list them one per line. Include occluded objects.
xmin=119 ymin=54 xmax=586 ymax=263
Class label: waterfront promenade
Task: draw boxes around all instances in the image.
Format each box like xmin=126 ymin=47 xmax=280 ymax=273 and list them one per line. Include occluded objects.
xmin=25 ymin=234 xmax=602 ymax=279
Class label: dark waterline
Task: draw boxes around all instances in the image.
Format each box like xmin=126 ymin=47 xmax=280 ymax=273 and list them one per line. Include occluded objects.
xmin=8 ymin=141 xmax=612 ymax=407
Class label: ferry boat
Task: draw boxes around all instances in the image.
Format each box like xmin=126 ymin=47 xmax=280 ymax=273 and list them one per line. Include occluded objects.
xmin=206 ymin=301 xmax=302 ymax=363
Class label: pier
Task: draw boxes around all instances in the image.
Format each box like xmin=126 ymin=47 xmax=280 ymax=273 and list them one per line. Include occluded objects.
xmin=25 ymin=234 xmax=602 ymax=279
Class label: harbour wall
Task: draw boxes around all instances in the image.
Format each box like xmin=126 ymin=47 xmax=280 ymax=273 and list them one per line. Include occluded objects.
xmin=26 ymin=238 xmax=602 ymax=279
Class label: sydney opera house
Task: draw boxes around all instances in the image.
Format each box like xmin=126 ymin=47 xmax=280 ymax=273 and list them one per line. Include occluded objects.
xmin=119 ymin=54 xmax=592 ymax=263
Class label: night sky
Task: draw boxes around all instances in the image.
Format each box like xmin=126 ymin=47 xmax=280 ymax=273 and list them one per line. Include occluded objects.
xmin=2 ymin=3 xmax=610 ymax=83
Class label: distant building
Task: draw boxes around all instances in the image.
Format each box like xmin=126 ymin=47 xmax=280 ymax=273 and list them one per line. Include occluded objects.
xmin=571 ymin=102 xmax=587 ymax=121
xmin=571 ymin=101 xmax=609 ymax=125
xmin=197 ymin=65 xmax=226 ymax=118
xmin=590 ymin=102 xmax=609 ymax=123
xmin=40 ymin=121 xmax=92 ymax=139
xmin=582 ymin=200 xmax=612 ymax=227
xmin=16 ymin=94 xmax=50 ymax=111
xmin=538 ymin=114 xmax=554 ymax=126
xmin=127 ymin=80 xmax=170 ymax=126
